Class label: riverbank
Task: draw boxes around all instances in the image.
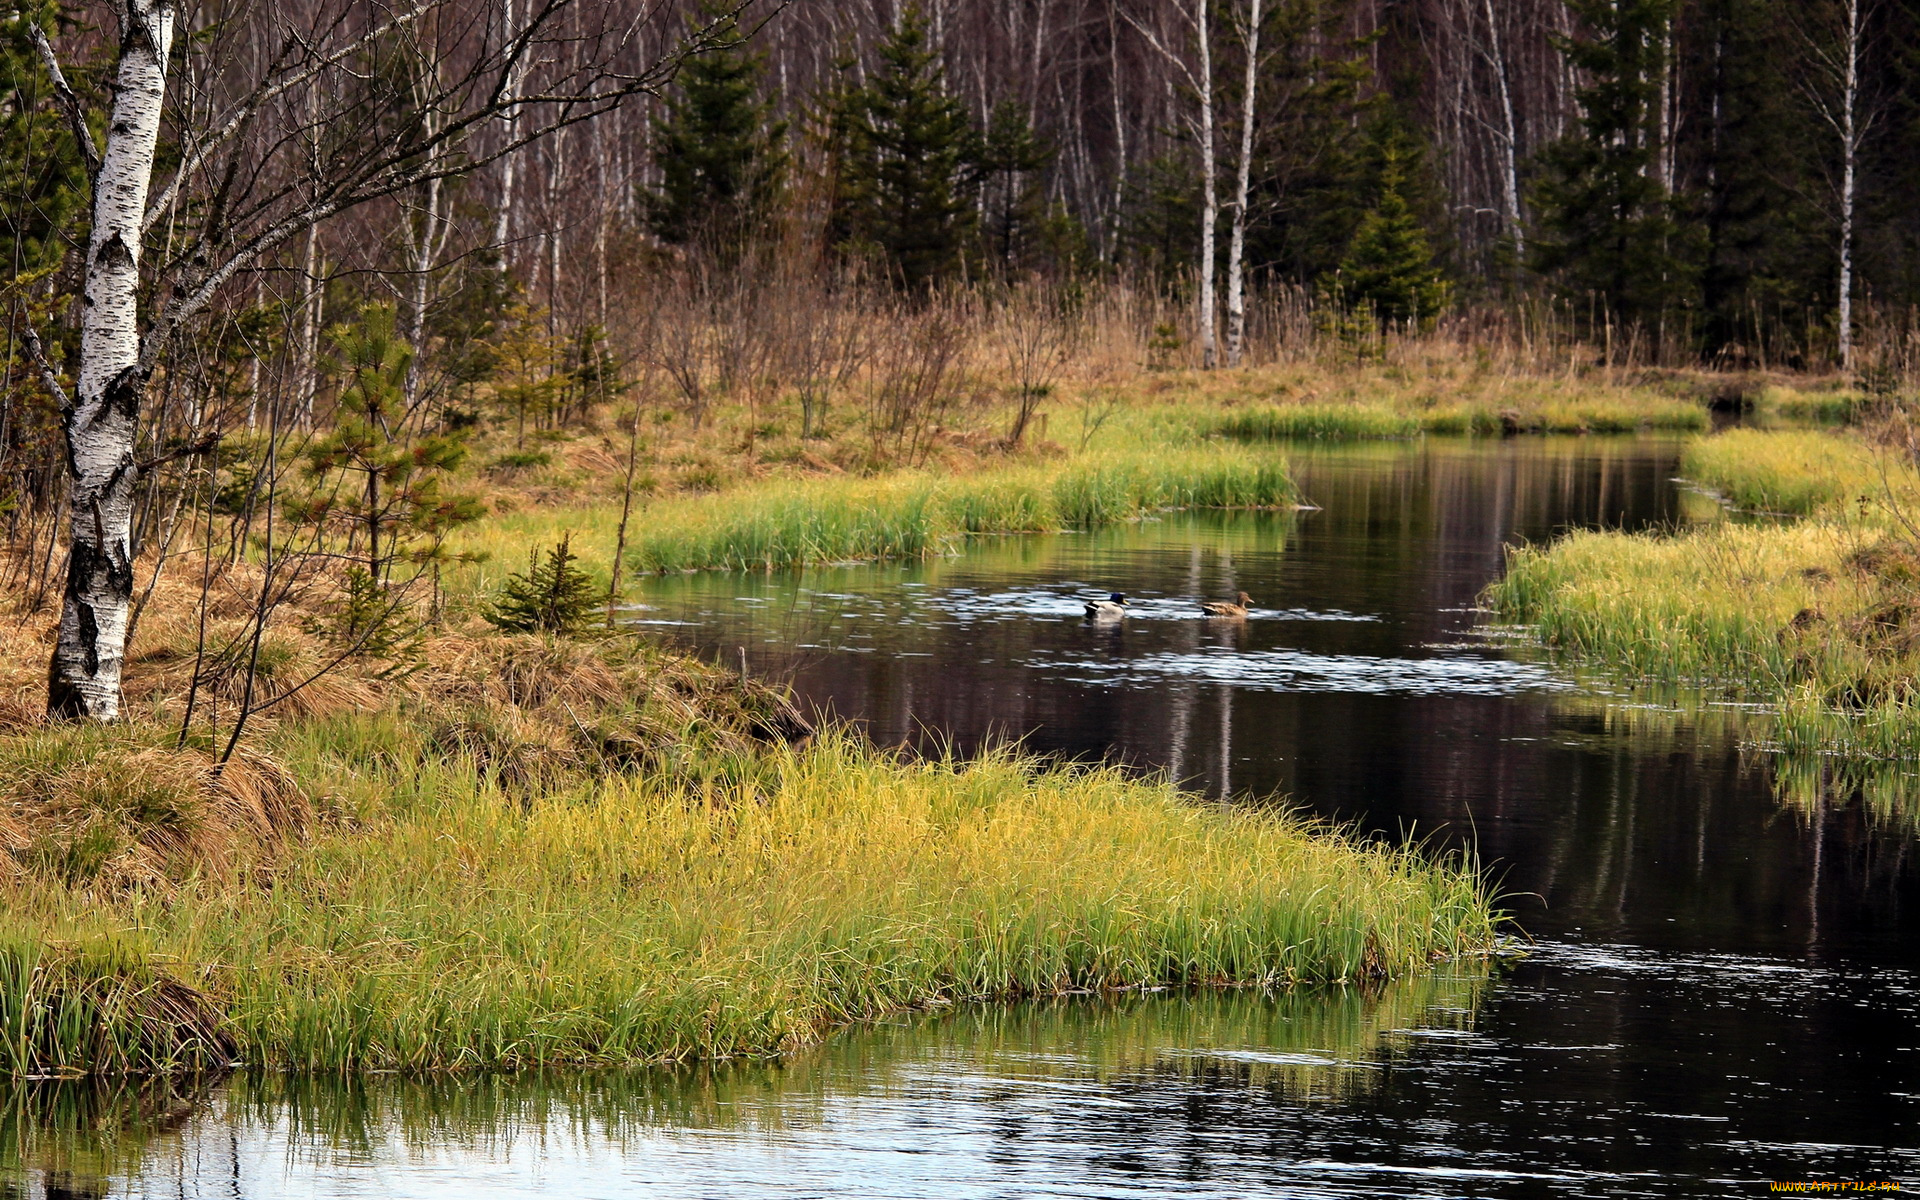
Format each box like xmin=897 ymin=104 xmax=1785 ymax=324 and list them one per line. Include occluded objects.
xmin=1487 ymin=427 xmax=1920 ymax=760
xmin=0 ymin=564 xmax=1494 ymax=1076
xmin=449 ymin=358 xmax=1819 ymax=594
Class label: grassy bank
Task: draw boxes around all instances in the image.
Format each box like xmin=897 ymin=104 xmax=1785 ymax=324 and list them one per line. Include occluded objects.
xmin=3 ymin=735 xmax=1490 ymax=1075
xmin=1213 ymin=395 xmax=1708 ymax=442
xmin=454 ymin=446 xmax=1296 ymax=580
xmin=1487 ymin=425 xmax=1920 ymax=760
xmin=0 ymin=577 xmax=1494 ymax=1076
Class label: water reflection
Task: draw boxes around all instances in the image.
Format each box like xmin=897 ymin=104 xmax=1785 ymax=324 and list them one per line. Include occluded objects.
xmin=1 ymin=975 xmax=1490 ymax=1197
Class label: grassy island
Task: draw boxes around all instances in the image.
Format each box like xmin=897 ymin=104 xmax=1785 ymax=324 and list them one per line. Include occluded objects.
xmin=0 ymin=624 xmax=1493 ymax=1077
xmin=1488 ymin=426 xmax=1920 ymax=761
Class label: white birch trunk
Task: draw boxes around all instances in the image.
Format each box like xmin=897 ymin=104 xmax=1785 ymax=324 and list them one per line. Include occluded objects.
xmin=1838 ymin=0 xmax=1860 ymax=371
xmin=1196 ymin=0 xmax=1218 ymax=370
xmin=492 ymin=0 xmax=522 ymax=262
xmin=403 ymin=173 xmax=446 ymax=408
xmin=50 ymin=0 xmax=176 ymax=720
xmin=296 ymin=223 xmax=323 ymax=428
xmin=1225 ymin=0 xmax=1261 ymax=368
xmin=1482 ymin=0 xmax=1524 ymax=260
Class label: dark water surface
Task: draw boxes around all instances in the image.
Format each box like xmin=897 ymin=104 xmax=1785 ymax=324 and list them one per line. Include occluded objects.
xmin=11 ymin=438 xmax=1919 ymax=1197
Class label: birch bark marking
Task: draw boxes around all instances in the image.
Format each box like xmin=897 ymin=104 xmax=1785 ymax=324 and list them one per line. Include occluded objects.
xmin=49 ymin=0 xmax=177 ymax=721
xmin=1196 ymin=0 xmax=1218 ymax=370
xmin=1225 ymin=0 xmax=1261 ymax=368
xmin=1838 ymin=0 xmax=1860 ymax=372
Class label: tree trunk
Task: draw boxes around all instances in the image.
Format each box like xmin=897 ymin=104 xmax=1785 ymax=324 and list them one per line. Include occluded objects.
xmin=1196 ymin=0 xmax=1218 ymax=370
xmin=49 ymin=0 xmax=177 ymax=721
xmin=1838 ymin=0 xmax=1860 ymax=372
xmin=1225 ymin=0 xmax=1261 ymax=368
xmin=1482 ymin=0 xmax=1524 ymax=262
xmin=492 ymin=0 xmax=522 ymax=263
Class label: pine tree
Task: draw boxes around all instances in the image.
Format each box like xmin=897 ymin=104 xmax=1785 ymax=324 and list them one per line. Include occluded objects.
xmin=1532 ymin=0 xmax=1698 ymax=338
xmin=1331 ymin=144 xmax=1449 ymax=326
xmin=299 ymin=304 xmax=482 ymax=587
xmin=644 ymin=9 xmax=786 ymax=252
xmin=827 ymin=7 xmax=982 ymax=289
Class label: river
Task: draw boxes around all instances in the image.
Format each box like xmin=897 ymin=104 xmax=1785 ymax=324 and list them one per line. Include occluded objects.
xmin=8 ymin=437 xmax=1917 ymax=1197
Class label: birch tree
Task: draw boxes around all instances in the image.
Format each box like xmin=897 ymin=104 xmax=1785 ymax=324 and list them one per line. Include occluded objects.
xmin=21 ymin=0 xmax=756 ymax=721
xmin=22 ymin=0 xmax=173 ymax=720
xmin=1793 ymin=0 xmax=1877 ymax=371
xmin=1224 ymin=0 xmax=1262 ymax=368
xmin=1479 ymin=0 xmax=1525 ymax=262
xmin=1125 ymin=0 xmax=1219 ymax=368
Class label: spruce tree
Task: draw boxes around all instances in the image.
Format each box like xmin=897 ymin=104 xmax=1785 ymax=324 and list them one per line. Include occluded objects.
xmin=2 ymin=5 xmax=90 ymax=274
xmin=980 ymin=100 xmax=1053 ymax=273
xmin=1332 ymin=145 xmax=1449 ymax=326
xmin=1532 ymin=0 xmax=1698 ymax=336
xmin=485 ymin=535 xmax=599 ymax=637
xmin=827 ymin=8 xmax=982 ymax=289
xmin=644 ymin=10 xmax=786 ymax=252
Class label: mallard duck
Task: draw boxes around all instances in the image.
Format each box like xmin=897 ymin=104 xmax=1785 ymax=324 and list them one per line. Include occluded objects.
xmin=1084 ymin=592 xmax=1128 ymax=620
xmin=1198 ymin=591 xmax=1253 ymax=618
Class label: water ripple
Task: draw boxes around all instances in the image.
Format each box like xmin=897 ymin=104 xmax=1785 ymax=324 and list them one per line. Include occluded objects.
xmin=1028 ymin=647 xmax=1572 ymax=696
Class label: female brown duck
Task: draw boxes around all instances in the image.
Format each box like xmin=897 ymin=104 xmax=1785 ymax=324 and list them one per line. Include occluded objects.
xmin=1198 ymin=592 xmax=1253 ymax=618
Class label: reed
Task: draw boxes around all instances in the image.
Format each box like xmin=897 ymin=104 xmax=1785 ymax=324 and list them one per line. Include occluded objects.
xmin=3 ymin=732 xmax=1494 ymax=1074
xmin=608 ymin=448 xmax=1297 ymax=574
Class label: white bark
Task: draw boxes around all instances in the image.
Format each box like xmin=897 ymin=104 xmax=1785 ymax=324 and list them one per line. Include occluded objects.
xmin=51 ymin=0 xmax=177 ymax=720
xmin=1838 ymin=0 xmax=1860 ymax=371
xmin=1481 ymin=0 xmax=1524 ymax=260
xmin=1196 ymin=0 xmax=1217 ymax=370
xmin=492 ymin=0 xmax=523 ymax=262
xmin=296 ymin=221 xmax=323 ymax=429
xmin=1225 ymin=0 xmax=1261 ymax=368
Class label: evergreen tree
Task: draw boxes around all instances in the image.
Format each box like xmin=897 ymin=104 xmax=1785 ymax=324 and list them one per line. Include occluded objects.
xmin=1532 ymin=0 xmax=1698 ymax=337
xmin=980 ymin=100 xmax=1053 ymax=273
xmin=299 ymin=304 xmax=482 ymax=587
xmin=1696 ymin=0 xmax=1827 ymax=361
xmin=644 ymin=9 xmax=786 ymax=252
xmin=1236 ymin=0 xmax=1375 ymax=284
xmin=485 ymin=535 xmax=599 ymax=637
xmin=827 ymin=8 xmax=982 ymax=289
xmin=1 ymin=4 xmax=90 ymax=274
xmin=1330 ymin=143 xmax=1449 ymax=326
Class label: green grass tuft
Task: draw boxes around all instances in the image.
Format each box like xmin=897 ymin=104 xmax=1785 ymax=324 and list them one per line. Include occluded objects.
xmin=5 ymin=734 xmax=1495 ymax=1073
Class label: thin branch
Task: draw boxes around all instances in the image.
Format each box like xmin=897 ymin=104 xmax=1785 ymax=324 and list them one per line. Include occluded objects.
xmin=15 ymin=313 xmax=72 ymax=409
xmin=24 ymin=15 xmax=101 ymax=184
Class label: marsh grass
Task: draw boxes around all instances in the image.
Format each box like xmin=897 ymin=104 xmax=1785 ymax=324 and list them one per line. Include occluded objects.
xmin=1214 ymin=397 xmax=1706 ymax=443
xmin=0 ymin=576 xmax=1491 ymax=1077
xmin=599 ymin=448 xmax=1297 ymax=574
xmin=1489 ymin=427 xmax=1920 ymax=787
xmin=4 ymin=734 xmax=1494 ymax=1074
xmin=1680 ymin=429 xmax=1893 ymax=514
xmin=0 ymin=970 xmax=1489 ymax=1184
